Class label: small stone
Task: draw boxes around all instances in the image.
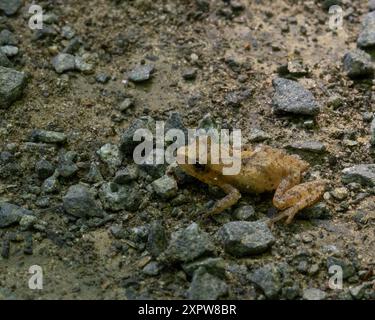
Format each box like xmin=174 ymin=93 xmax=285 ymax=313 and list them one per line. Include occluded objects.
xmin=0 ymin=0 xmax=22 ymax=15
xmin=188 ymin=268 xmax=228 ymax=300
xmin=331 ymin=187 xmax=349 ymax=201
xmin=74 ymin=56 xmax=94 ymax=74
xmin=128 ymin=64 xmax=154 ymax=82
xmin=63 ymin=184 xmax=103 ymax=218
xmin=182 ymin=68 xmax=197 ymax=80
xmin=52 ymin=53 xmax=76 ymax=74
xmin=0 ymin=66 xmax=27 ymax=109
xmin=302 ymin=288 xmax=327 ymax=300
xmin=57 ymin=151 xmax=78 ymax=178
xmin=0 ymin=51 xmax=12 ymax=67
xmin=249 ymin=264 xmax=282 ymax=299
xmin=118 ymin=98 xmax=134 ymax=112
xmin=97 ymin=143 xmax=122 ymax=172
xmin=370 ymin=118 xmax=375 ymax=146
xmin=0 ymin=203 xmax=33 ymax=228
xmin=114 ymin=165 xmax=139 ymax=184
xmin=248 ymin=128 xmax=270 ymax=142
xmin=182 ymin=257 xmax=226 ymax=278
xmin=35 ymin=159 xmax=55 ymax=180
xmin=30 ymin=130 xmax=67 ymax=144
xmin=61 ymin=25 xmax=76 ymax=40
xmin=152 ymin=175 xmax=178 ymax=199
xmin=327 ymin=95 xmax=344 ymax=109
xmin=370 ymin=0 xmax=375 ymax=11
xmin=343 ymin=50 xmax=374 ymax=79
xmin=272 ymin=78 xmax=320 ymax=115
xmin=84 ymin=163 xmax=103 ymax=183
xmin=163 ymin=223 xmax=215 ymax=263
xmin=287 ymin=141 xmax=326 ymax=154
xmin=349 ymin=283 xmax=368 ymax=300
xmin=41 ymin=174 xmax=60 ymax=194
xmin=95 ymin=73 xmax=110 ymax=84
xmin=19 ymin=215 xmax=37 ymax=231
xmin=357 ymin=11 xmax=375 ymax=49
xmin=225 ymin=89 xmax=251 ymax=107
xmin=0 ymin=29 xmax=17 ymax=46
xmin=233 ymin=205 xmax=256 ymax=221
xmin=298 ymin=202 xmax=332 ymax=220
xmin=146 ymin=220 xmax=168 ymax=258
xmin=0 ymin=45 xmax=18 ymax=57
xmin=217 ymin=221 xmax=275 ymax=257
xmin=142 ymin=261 xmax=162 ymax=276
xmin=342 ymin=164 xmax=375 ymax=187
xmin=99 ymin=182 xmax=141 ymax=212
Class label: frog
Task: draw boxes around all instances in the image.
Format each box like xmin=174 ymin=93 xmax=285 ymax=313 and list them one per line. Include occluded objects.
xmin=176 ymin=142 xmax=327 ymax=225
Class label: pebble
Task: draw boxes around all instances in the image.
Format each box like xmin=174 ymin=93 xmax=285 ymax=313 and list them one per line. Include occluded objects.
xmin=302 ymin=288 xmax=327 ymax=300
xmin=114 ymin=165 xmax=139 ymax=184
xmin=0 ymin=203 xmax=33 ymax=228
xmin=182 ymin=257 xmax=226 ymax=278
xmin=0 ymin=29 xmax=17 ymax=46
xmin=0 ymin=45 xmax=18 ymax=57
xmin=57 ymin=151 xmax=78 ymax=178
xmin=63 ymin=184 xmax=104 ymax=218
xmin=357 ymin=11 xmax=375 ymax=49
xmin=233 ymin=205 xmax=257 ymax=221
xmin=0 ymin=0 xmax=23 ymax=16
xmin=146 ymin=220 xmax=168 ymax=258
xmin=118 ymin=98 xmax=134 ymax=112
xmin=52 ymin=53 xmax=76 ymax=74
xmin=298 ymin=202 xmax=332 ymax=220
xmin=0 ymin=50 xmax=12 ymax=67
xmin=248 ymin=128 xmax=270 ymax=142
xmin=99 ymin=182 xmax=141 ymax=212
xmin=217 ymin=221 xmax=275 ymax=257
xmin=163 ymin=223 xmax=215 ymax=263
xmin=342 ymin=164 xmax=375 ymax=187
xmin=187 ymin=268 xmax=228 ymax=300
xmin=272 ymin=78 xmax=320 ymax=115
xmin=182 ymin=68 xmax=197 ymax=80
xmin=41 ymin=174 xmax=60 ymax=194
xmin=142 ymin=261 xmax=162 ymax=276
xmin=286 ymin=141 xmax=326 ymax=153
xmin=248 ymin=264 xmax=282 ymax=299
xmin=128 ymin=64 xmax=154 ymax=82
xmin=331 ymin=187 xmax=349 ymax=201
xmin=97 ymin=143 xmax=122 ymax=172
xmin=152 ymin=175 xmax=178 ymax=199
xmin=30 ymin=129 xmax=67 ymax=144
xmin=0 ymin=66 xmax=27 ymax=109
xmin=35 ymin=159 xmax=55 ymax=180
xmin=343 ymin=49 xmax=374 ymax=79
xmin=95 ymin=73 xmax=110 ymax=84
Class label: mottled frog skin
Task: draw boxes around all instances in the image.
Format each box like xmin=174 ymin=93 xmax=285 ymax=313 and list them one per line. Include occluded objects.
xmin=176 ymin=143 xmax=326 ymax=225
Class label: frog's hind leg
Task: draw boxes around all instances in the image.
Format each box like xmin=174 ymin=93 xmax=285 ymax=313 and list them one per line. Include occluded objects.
xmin=271 ymin=178 xmax=326 ymax=225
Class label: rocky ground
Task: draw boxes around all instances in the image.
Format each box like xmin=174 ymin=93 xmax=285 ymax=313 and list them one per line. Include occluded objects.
xmin=0 ymin=0 xmax=374 ymax=300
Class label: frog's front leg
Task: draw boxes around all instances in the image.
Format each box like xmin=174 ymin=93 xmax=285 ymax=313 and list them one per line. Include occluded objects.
xmin=178 ymin=163 xmax=241 ymax=217
xmin=271 ymin=174 xmax=326 ymax=225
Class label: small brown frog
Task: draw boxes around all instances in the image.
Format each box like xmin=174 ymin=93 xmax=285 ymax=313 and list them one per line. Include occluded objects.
xmin=176 ymin=143 xmax=326 ymax=225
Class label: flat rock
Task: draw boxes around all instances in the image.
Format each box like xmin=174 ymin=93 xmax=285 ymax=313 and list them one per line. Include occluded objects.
xmin=52 ymin=53 xmax=76 ymax=73
xmin=342 ymin=164 xmax=375 ymax=186
xmin=0 ymin=66 xmax=27 ymax=109
xmin=286 ymin=141 xmax=326 ymax=153
xmin=357 ymin=11 xmax=375 ymax=49
xmin=272 ymin=78 xmax=320 ymax=116
xmin=0 ymin=203 xmax=33 ymax=228
xmin=128 ymin=64 xmax=154 ymax=82
xmin=248 ymin=264 xmax=282 ymax=299
xmin=217 ymin=221 xmax=275 ymax=257
xmin=302 ymin=288 xmax=327 ymax=300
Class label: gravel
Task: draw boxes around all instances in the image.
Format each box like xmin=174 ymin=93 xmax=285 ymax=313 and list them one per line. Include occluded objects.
xmin=0 ymin=66 xmax=27 ymax=109
xmin=272 ymin=78 xmax=320 ymax=115
xmin=217 ymin=221 xmax=275 ymax=257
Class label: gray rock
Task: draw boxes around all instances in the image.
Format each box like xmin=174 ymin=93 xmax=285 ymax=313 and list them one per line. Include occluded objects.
xmin=233 ymin=205 xmax=256 ymax=221
xmin=0 ymin=203 xmax=33 ymax=228
xmin=19 ymin=214 xmax=37 ymax=231
xmin=99 ymin=182 xmax=141 ymax=212
xmin=63 ymin=184 xmax=103 ymax=218
xmin=182 ymin=257 xmax=226 ymax=278
xmin=0 ymin=66 xmax=27 ymax=109
xmin=302 ymin=288 xmax=327 ymax=300
xmin=349 ymin=283 xmax=369 ymax=300
xmin=146 ymin=220 xmax=168 ymax=258
xmin=342 ymin=164 xmax=375 ymax=186
xmin=249 ymin=264 xmax=282 ymax=299
xmin=298 ymin=202 xmax=332 ymax=220
xmin=0 ymin=50 xmax=12 ymax=67
xmin=272 ymin=78 xmax=320 ymax=115
xmin=371 ymin=118 xmax=375 ymax=146
xmin=286 ymin=141 xmax=326 ymax=153
xmin=41 ymin=174 xmax=60 ymax=194
xmin=0 ymin=0 xmax=22 ymax=15
xmin=163 ymin=223 xmax=215 ymax=263
xmin=57 ymin=151 xmax=78 ymax=178
xmin=84 ymin=163 xmax=103 ymax=183
xmin=35 ymin=159 xmax=55 ymax=180
xmin=0 ymin=29 xmax=17 ymax=46
xmin=97 ymin=143 xmax=122 ymax=172
xmin=52 ymin=53 xmax=76 ymax=74
xmin=248 ymin=128 xmax=270 ymax=142
xmin=188 ymin=268 xmax=228 ymax=300
xmin=114 ymin=165 xmax=139 ymax=184
xmin=61 ymin=25 xmax=76 ymax=40
xmin=370 ymin=0 xmax=375 ymax=12
xmin=30 ymin=130 xmax=67 ymax=144
xmin=95 ymin=73 xmax=110 ymax=84
xmin=182 ymin=68 xmax=197 ymax=80
xmin=217 ymin=221 xmax=275 ymax=257
xmin=343 ymin=50 xmax=374 ymax=78
xmin=357 ymin=11 xmax=375 ymax=49
xmin=164 ymin=112 xmax=187 ymax=135
xmin=139 ymin=149 xmax=168 ymax=179
xmin=225 ymin=89 xmax=251 ymax=107
xmin=74 ymin=56 xmax=94 ymax=74
xmin=128 ymin=64 xmax=154 ymax=82
xmin=152 ymin=175 xmax=178 ymax=199
xmin=0 ymin=45 xmax=18 ymax=57
xmin=118 ymin=98 xmax=134 ymax=112
xmin=142 ymin=261 xmax=162 ymax=276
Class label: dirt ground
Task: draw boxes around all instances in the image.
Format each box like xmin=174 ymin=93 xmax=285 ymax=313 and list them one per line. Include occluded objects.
xmin=0 ymin=0 xmax=374 ymax=300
